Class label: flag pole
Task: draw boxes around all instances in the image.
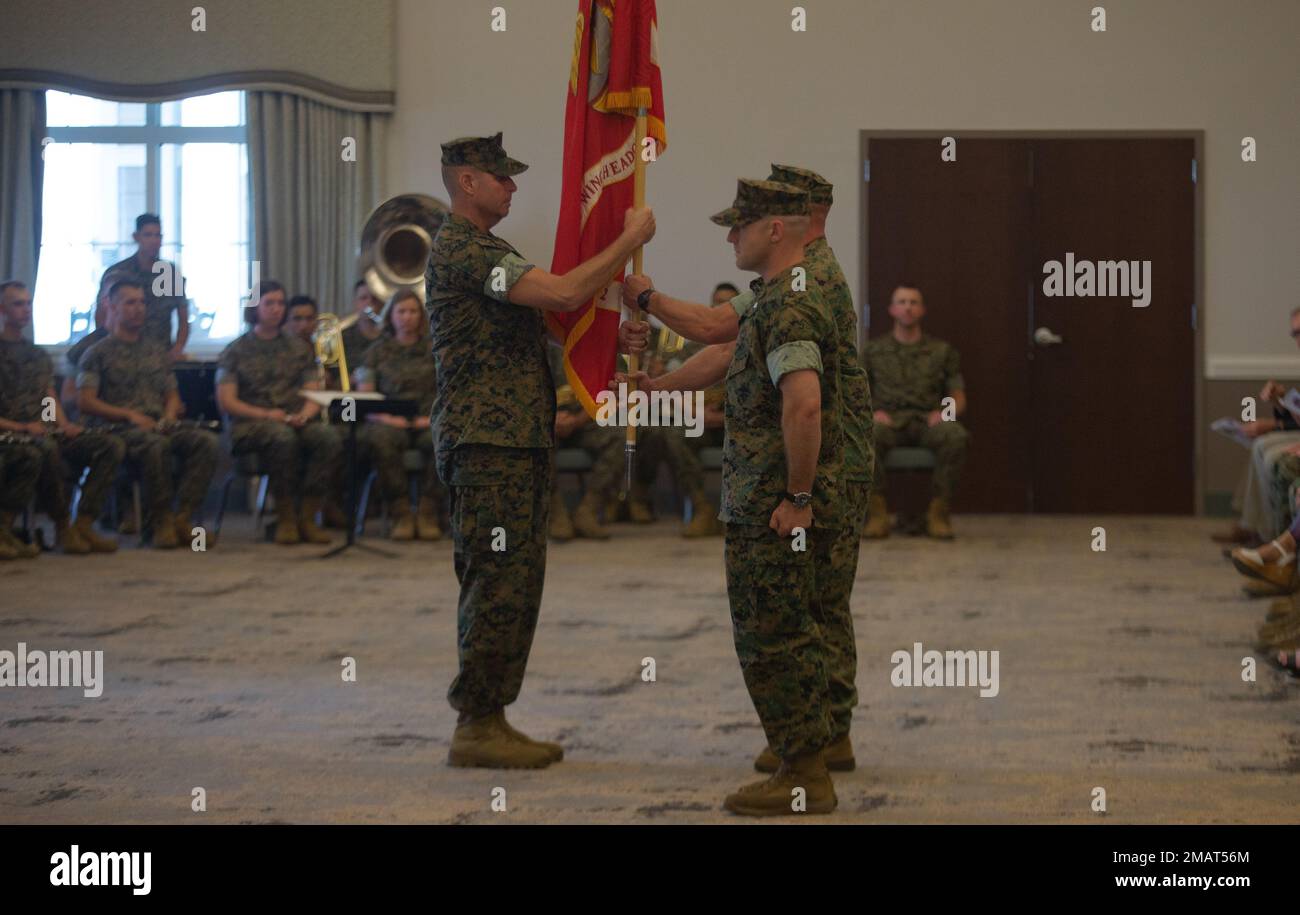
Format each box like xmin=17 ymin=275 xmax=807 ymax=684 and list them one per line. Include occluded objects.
xmin=625 ymin=106 xmax=648 ymax=494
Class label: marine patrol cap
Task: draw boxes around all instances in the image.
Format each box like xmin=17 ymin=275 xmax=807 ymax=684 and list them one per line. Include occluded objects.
xmin=440 ymin=132 xmax=529 ymax=177
xmin=767 ymin=164 xmax=833 ymax=206
xmin=709 ymin=179 xmax=811 ymax=227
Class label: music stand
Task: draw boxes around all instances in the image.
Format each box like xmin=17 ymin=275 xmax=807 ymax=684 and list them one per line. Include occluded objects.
xmin=306 ymin=392 xmax=417 ymax=559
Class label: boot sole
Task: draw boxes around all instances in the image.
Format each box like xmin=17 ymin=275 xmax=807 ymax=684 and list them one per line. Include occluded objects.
xmin=1231 ymin=556 xmax=1292 ymax=589
xmin=724 ymin=796 xmax=838 ymax=816
xmin=447 ymin=747 xmax=553 ymax=769
xmin=755 ymin=757 xmax=855 ymax=774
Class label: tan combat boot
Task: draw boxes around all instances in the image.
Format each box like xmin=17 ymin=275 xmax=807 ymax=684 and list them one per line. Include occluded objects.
xmin=0 ymin=533 xmax=17 ymax=560
xmin=683 ymin=497 xmax=723 ymax=537
xmin=415 ymin=495 xmax=442 ymax=541
xmin=323 ymin=498 xmax=349 ymax=530
xmin=273 ymin=499 xmax=300 ymax=545
xmin=299 ymin=496 xmax=332 ymax=544
xmin=572 ymin=492 xmax=609 ymax=540
xmin=494 ymin=709 xmax=564 ymax=763
xmin=152 ymin=510 xmax=179 ymax=549
xmin=863 ymin=493 xmax=890 ymax=539
xmin=174 ymin=504 xmax=201 ymax=547
xmin=389 ymin=499 xmax=416 ymax=541
xmin=549 ymin=490 xmax=575 ymax=541
xmin=626 ymin=483 xmax=655 ymax=524
xmin=724 ymin=751 xmax=837 ymax=817
xmin=0 ymin=512 xmax=39 ymax=559
xmin=926 ymin=497 xmax=955 ymax=540
xmin=73 ymin=516 xmax=118 ymax=553
xmin=448 ymin=711 xmax=555 ymax=769
xmin=754 ymin=734 xmax=856 ymax=773
xmin=56 ymin=516 xmax=89 ymax=555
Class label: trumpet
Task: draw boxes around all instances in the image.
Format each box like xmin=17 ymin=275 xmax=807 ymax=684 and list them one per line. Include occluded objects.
xmin=312 ymin=313 xmax=352 ymax=392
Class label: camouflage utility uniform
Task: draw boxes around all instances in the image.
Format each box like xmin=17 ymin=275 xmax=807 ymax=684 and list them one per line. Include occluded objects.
xmin=428 ymin=183 xmax=554 ymax=719
xmin=100 ymin=255 xmax=186 ymax=349
xmin=864 ymin=334 xmax=968 ymax=499
xmin=216 ymin=332 xmax=341 ymax=504
xmin=78 ymin=335 xmax=218 ymax=520
xmin=356 ymin=335 xmax=444 ymax=509
xmin=0 ymin=339 xmax=123 ymax=523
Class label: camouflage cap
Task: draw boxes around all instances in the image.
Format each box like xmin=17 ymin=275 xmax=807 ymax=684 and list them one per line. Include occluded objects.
xmin=439 ymin=132 xmax=529 ymax=177
xmin=709 ymin=179 xmax=810 ymax=227
xmin=767 ymin=163 xmax=833 ymax=206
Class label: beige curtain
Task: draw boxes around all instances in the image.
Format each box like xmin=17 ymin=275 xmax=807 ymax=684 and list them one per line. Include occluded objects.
xmin=246 ymin=92 xmax=387 ymax=312
xmin=0 ymin=89 xmax=46 ymax=292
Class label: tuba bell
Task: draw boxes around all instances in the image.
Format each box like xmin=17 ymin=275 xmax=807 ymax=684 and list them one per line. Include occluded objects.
xmin=356 ymin=193 xmax=451 ymax=305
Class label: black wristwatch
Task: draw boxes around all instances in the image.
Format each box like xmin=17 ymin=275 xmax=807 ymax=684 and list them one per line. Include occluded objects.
xmin=784 ymin=491 xmax=812 ymax=508
xmin=636 ymin=287 xmax=655 ymax=314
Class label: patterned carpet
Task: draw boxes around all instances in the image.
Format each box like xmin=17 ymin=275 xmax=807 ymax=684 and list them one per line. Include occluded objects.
xmin=1 ymin=514 xmax=1297 ymax=823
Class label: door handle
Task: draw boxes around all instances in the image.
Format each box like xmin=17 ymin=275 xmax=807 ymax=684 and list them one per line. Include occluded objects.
xmin=1033 ymin=326 xmax=1064 ymax=347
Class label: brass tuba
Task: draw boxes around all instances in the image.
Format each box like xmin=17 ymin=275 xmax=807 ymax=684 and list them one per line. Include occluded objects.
xmin=356 ymin=193 xmax=450 ymax=304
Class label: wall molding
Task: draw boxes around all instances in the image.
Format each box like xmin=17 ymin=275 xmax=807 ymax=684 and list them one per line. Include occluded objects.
xmin=1206 ymin=355 xmax=1300 ymax=380
xmin=0 ymin=69 xmax=394 ymax=113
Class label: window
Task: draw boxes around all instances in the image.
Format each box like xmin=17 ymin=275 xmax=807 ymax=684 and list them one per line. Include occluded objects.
xmin=35 ymin=90 xmax=250 ymax=349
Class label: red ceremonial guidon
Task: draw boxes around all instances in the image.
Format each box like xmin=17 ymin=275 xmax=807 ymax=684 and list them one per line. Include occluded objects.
xmin=546 ymin=0 xmax=666 ymax=417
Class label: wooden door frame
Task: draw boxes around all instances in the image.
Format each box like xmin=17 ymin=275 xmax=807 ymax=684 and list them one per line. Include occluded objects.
xmin=859 ymin=130 xmax=1206 ymax=515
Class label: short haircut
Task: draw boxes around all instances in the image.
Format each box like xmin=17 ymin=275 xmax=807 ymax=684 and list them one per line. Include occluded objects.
xmin=287 ymin=294 xmax=318 ymax=314
xmin=1290 ymin=306 xmax=1300 ymax=319
xmin=135 ymin=213 xmax=161 ymax=232
xmin=0 ymin=279 xmax=28 ymax=299
xmin=713 ymin=282 xmax=740 ymax=296
xmin=108 ymin=279 xmax=144 ymax=302
xmin=893 ymin=283 xmax=923 ymax=300
xmin=244 ymin=279 xmax=287 ymax=326
xmin=354 ymin=278 xmax=369 ymax=293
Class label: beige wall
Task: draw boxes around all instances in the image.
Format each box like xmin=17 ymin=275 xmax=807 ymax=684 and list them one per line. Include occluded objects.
xmin=391 ymin=0 xmax=1298 ymax=376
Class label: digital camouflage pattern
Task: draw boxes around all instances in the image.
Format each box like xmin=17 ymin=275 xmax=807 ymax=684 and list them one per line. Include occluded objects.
xmin=768 ymin=163 xmax=834 ymax=206
xmin=444 ymin=444 xmax=551 ymax=718
xmin=341 ymin=323 xmax=382 ymax=380
xmin=865 ymin=333 xmax=969 ymax=498
xmin=0 ymin=441 xmax=42 ymax=512
xmin=710 ymin=179 xmax=810 ymax=227
xmin=217 ymin=331 xmax=339 ymax=501
xmin=100 ymin=255 xmax=186 ymax=348
xmin=864 ymin=333 xmax=965 ymax=415
xmin=439 ymin=132 xmax=529 ymax=177
xmin=0 ymin=339 xmax=122 ymax=519
xmin=357 ymin=336 xmax=442 ymax=504
xmin=76 ymin=335 xmax=177 ymax=427
xmin=216 ymin=332 xmax=317 ymax=419
xmin=65 ymin=327 xmax=108 ymax=376
xmin=426 ymin=212 xmax=554 ymax=479
xmin=78 ymin=335 xmax=216 ymax=513
xmin=720 ymin=269 xmax=844 ymax=529
xmin=1273 ymin=451 xmax=1300 ymax=534
xmin=725 ymin=522 xmax=833 ymax=758
xmin=805 ymin=237 xmax=873 ymax=486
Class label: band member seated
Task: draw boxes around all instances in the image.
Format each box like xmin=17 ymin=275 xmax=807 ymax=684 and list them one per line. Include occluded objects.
xmin=76 ymin=280 xmax=220 ymax=549
xmin=547 ymin=345 xmax=625 ymax=541
xmin=216 ymin=280 xmax=342 ymax=545
xmin=355 ymin=289 xmax=444 ymax=541
xmin=0 ymin=280 xmax=123 ymax=554
xmin=285 ymin=294 xmax=319 ymax=346
xmin=342 ymin=279 xmax=383 ymax=373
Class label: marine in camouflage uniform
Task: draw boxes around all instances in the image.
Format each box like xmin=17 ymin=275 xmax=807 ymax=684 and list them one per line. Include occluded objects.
xmin=548 ymin=345 xmax=623 ymax=540
xmin=864 ymin=329 xmax=969 ymax=533
xmin=99 ymin=253 xmax=186 ymax=351
xmin=0 ymin=430 xmax=42 ymax=560
xmin=428 ymin=136 xmax=554 ymax=730
xmin=355 ymin=332 xmax=445 ymax=540
xmin=711 ymin=180 xmax=845 ymax=814
xmin=77 ymin=329 xmax=219 ymax=547
xmin=430 ymin=132 xmax=651 ymax=768
xmin=216 ymin=329 xmax=342 ymax=523
xmin=0 ymin=287 xmax=123 ymax=554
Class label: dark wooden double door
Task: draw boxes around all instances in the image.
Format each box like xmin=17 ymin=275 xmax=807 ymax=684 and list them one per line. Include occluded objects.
xmin=865 ymin=137 xmax=1195 ymax=514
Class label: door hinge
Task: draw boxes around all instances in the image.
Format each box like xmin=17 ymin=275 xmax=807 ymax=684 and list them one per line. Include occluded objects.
xmin=1191 ymin=158 xmax=1197 ymax=184
xmin=863 ymin=159 xmax=870 ymax=182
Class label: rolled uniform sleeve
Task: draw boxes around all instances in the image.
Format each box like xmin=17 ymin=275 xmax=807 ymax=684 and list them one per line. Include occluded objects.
xmin=76 ymin=350 xmax=102 ymax=394
xmin=729 ymin=290 xmax=755 ymax=317
xmin=763 ymin=293 xmax=827 ymax=387
xmin=481 ymin=251 xmax=535 ymax=304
